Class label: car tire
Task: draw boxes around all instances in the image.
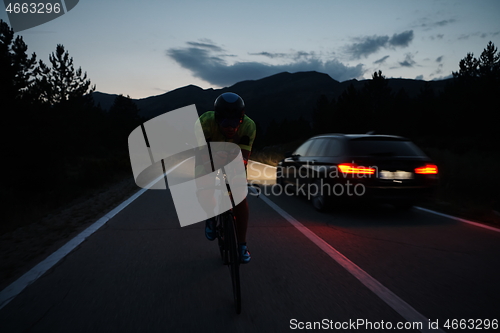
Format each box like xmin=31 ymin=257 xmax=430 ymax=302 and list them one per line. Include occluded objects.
xmin=310 ymin=179 xmax=330 ymax=212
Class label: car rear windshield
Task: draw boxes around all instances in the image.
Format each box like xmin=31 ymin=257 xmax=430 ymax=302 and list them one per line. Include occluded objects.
xmin=348 ymin=138 xmax=425 ymax=156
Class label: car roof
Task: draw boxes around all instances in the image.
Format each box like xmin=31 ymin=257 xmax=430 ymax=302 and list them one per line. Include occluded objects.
xmin=309 ymin=133 xmax=408 ymax=141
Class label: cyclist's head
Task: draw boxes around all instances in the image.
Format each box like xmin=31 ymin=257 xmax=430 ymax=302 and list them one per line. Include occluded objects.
xmin=214 ymin=92 xmax=245 ymax=131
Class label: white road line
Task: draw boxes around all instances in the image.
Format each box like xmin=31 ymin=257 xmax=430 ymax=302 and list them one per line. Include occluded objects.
xmin=259 ymin=195 xmax=444 ymax=333
xmin=0 ymin=158 xmax=191 ymax=310
xmin=415 ymin=206 xmax=500 ymax=233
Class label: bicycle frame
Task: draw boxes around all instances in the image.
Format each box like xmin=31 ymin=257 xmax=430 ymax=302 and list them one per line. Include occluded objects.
xmin=200 ymin=166 xmax=259 ymax=314
xmin=214 ymin=167 xmax=241 ymax=314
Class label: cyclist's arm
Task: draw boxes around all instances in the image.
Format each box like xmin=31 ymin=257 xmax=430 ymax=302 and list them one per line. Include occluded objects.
xmin=238 ymin=116 xmax=255 ymax=169
xmin=241 ymin=149 xmax=251 ymax=169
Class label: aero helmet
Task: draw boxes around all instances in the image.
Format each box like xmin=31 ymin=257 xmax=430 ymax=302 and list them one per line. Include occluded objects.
xmin=214 ymin=92 xmax=245 ymax=127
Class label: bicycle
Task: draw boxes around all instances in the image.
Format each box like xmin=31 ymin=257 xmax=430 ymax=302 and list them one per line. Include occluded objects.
xmin=208 ymin=167 xmax=259 ymax=314
xmin=215 ymin=194 xmax=241 ymax=314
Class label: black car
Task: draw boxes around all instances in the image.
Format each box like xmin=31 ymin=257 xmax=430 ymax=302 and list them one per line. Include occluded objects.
xmin=276 ymin=133 xmax=439 ymax=211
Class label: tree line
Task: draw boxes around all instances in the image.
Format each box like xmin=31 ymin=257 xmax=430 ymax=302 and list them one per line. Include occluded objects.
xmin=1 ymin=19 xmax=143 ymax=228
xmin=260 ymin=41 xmax=500 ymax=154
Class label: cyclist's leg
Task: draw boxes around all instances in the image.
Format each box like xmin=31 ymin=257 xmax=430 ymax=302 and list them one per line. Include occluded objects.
xmin=195 ymin=166 xmax=217 ymax=214
xmin=233 ymin=197 xmax=250 ymax=263
xmin=194 ymin=152 xmax=217 ymax=240
xmin=233 ymin=197 xmax=249 ymax=243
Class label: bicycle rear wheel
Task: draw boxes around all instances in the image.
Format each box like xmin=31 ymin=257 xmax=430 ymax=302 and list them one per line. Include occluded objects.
xmin=224 ymin=211 xmax=241 ymax=314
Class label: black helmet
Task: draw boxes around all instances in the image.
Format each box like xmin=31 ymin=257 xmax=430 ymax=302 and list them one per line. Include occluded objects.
xmin=214 ymin=92 xmax=245 ymax=127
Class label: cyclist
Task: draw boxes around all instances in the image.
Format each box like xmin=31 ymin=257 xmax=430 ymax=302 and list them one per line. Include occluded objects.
xmin=195 ymin=92 xmax=256 ymax=263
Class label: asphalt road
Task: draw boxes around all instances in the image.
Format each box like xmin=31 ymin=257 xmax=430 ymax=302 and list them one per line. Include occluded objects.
xmin=1 ymin=161 xmax=499 ymax=332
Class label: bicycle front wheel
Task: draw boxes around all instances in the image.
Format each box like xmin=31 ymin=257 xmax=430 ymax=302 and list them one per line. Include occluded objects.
xmin=216 ymin=215 xmax=226 ymax=264
xmin=224 ymin=211 xmax=241 ymax=314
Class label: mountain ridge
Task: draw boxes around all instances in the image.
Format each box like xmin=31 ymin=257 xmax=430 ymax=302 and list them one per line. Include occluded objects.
xmin=92 ymin=71 xmax=451 ymax=129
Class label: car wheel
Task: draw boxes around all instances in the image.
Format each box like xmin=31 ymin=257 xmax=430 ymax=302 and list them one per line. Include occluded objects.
xmin=310 ymin=179 xmax=330 ymax=212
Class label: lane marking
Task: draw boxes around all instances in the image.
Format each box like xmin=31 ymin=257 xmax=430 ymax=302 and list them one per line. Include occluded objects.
xmin=249 ymin=161 xmax=499 ymax=233
xmin=3 ymin=157 xmax=494 ymax=314
xmin=0 ymin=158 xmax=191 ymax=310
xmin=414 ymin=206 xmax=500 ymax=233
xmin=259 ymin=195 xmax=444 ymax=333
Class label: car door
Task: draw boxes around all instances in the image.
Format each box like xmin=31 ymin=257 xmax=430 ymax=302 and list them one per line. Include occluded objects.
xmin=298 ymin=138 xmax=329 ymax=186
xmin=282 ymin=139 xmax=314 ymax=185
xmin=313 ymin=138 xmax=343 ymax=183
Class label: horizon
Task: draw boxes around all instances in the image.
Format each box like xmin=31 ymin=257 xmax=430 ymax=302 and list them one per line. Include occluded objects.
xmin=1 ymin=0 xmax=498 ymax=99
xmin=92 ymin=70 xmax=454 ymax=100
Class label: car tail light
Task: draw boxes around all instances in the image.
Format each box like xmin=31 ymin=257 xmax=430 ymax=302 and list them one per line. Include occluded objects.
xmin=415 ymin=164 xmax=438 ymax=174
xmin=338 ymin=163 xmax=375 ymax=175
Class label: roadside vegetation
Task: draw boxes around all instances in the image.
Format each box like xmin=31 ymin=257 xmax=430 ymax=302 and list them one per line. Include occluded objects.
xmin=1 ymin=20 xmax=143 ymax=234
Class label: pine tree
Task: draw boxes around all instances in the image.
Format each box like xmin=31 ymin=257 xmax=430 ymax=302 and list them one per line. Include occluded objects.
xmin=447 ymin=41 xmax=500 ymax=143
xmin=107 ymin=95 xmax=142 ymax=150
xmin=312 ymin=94 xmax=332 ymax=134
xmin=0 ymin=19 xmax=37 ymax=102
xmin=109 ymin=94 xmax=141 ymax=122
xmin=264 ymin=119 xmax=280 ymax=145
xmin=452 ymin=53 xmax=479 ymax=80
xmin=452 ymin=41 xmax=499 ymax=83
xmin=362 ymin=71 xmax=393 ymax=133
xmin=478 ymin=41 xmax=500 ymax=83
xmin=35 ymin=44 xmax=95 ymax=104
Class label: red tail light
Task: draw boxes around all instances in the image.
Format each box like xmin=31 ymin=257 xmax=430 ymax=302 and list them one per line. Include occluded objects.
xmin=338 ymin=163 xmax=375 ymax=175
xmin=415 ymin=164 xmax=438 ymax=174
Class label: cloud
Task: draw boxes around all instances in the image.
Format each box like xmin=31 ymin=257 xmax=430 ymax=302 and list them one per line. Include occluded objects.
xmin=432 ymin=74 xmax=453 ymax=81
xmin=429 ymin=34 xmax=444 ymax=40
xmin=459 ymin=34 xmax=473 ymax=40
xmin=415 ymin=18 xmax=457 ymax=31
xmin=399 ymin=53 xmax=417 ymax=67
xmin=459 ymin=31 xmax=500 ymax=40
xmin=430 ymin=63 xmax=445 ymax=78
xmin=373 ymin=55 xmax=390 ymax=64
xmin=388 ymin=31 xmax=414 ymax=47
xmin=415 ymin=75 xmax=424 ymax=80
xmin=294 ymin=51 xmax=313 ymax=60
xmin=434 ymin=19 xmax=456 ymax=27
xmin=345 ymin=35 xmax=389 ymax=59
xmin=186 ymin=41 xmax=224 ymax=52
xmin=248 ymin=51 xmax=315 ymax=61
xmin=167 ymin=42 xmax=365 ymax=86
xmin=248 ymin=52 xmax=288 ymax=58
xmin=345 ymin=30 xmax=414 ymax=59
xmin=421 ymin=19 xmax=456 ymax=29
